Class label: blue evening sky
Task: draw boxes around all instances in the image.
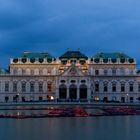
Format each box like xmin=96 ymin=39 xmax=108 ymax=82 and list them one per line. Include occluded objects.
xmin=0 ymin=0 xmax=140 ymax=68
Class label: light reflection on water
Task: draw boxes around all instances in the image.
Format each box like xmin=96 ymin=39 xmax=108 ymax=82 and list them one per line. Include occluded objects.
xmin=0 ymin=116 xmax=140 ymax=140
xmin=0 ymin=105 xmax=140 ymax=140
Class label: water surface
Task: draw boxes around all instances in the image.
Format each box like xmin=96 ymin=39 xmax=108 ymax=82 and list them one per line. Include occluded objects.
xmin=0 ymin=116 xmax=140 ymax=140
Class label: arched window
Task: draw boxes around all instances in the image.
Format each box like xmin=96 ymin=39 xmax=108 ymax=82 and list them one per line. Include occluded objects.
xmin=95 ymin=83 xmax=99 ymax=92
xmin=39 ymin=82 xmax=43 ymax=92
xmin=138 ymin=83 xmax=140 ymax=92
xmin=5 ymin=82 xmax=9 ymax=92
xmin=13 ymin=82 xmax=17 ymax=92
xmin=69 ymin=84 xmax=77 ymax=99
xmin=129 ymin=82 xmax=134 ymax=92
xmin=59 ymin=84 xmax=67 ymax=99
xmin=47 ymin=82 xmax=52 ymax=92
xmin=112 ymin=82 xmax=116 ymax=92
xmin=103 ymin=82 xmax=108 ymax=92
xmin=22 ymin=82 xmax=26 ymax=92
xmin=79 ymin=84 xmax=87 ymax=99
xmin=30 ymin=82 xmax=35 ymax=92
xmin=121 ymin=83 xmax=125 ymax=92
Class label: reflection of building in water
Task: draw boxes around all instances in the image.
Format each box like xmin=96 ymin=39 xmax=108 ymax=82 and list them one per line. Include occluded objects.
xmin=0 ymin=50 xmax=140 ymax=103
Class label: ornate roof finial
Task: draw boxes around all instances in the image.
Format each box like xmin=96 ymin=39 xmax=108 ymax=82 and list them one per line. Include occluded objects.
xmin=67 ymin=48 xmax=70 ymax=51
xmin=78 ymin=48 xmax=80 ymax=51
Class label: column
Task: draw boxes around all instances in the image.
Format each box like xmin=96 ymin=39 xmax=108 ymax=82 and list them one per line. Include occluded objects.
xmin=67 ymin=87 xmax=69 ymax=99
xmin=87 ymin=87 xmax=91 ymax=102
xmin=77 ymin=86 xmax=79 ymax=100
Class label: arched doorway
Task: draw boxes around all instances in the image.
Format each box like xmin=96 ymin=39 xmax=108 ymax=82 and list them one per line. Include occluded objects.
xmin=59 ymin=84 xmax=67 ymax=99
xmin=80 ymin=84 xmax=87 ymax=99
xmin=69 ymin=84 xmax=77 ymax=99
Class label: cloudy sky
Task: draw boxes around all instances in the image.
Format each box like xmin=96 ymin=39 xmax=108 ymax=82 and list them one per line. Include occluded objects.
xmin=0 ymin=0 xmax=140 ymax=68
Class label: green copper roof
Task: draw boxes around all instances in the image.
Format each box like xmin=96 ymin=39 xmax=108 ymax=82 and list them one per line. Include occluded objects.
xmin=18 ymin=52 xmax=55 ymax=59
xmin=59 ymin=51 xmax=88 ymax=60
xmin=0 ymin=69 xmax=9 ymax=74
xmin=93 ymin=52 xmax=132 ymax=59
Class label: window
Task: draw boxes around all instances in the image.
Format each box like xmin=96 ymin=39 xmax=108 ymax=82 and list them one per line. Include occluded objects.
xmin=112 ymin=69 xmax=116 ymax=75
xmin=138 ymin=83 xmax=140 ymax=92
xmin=48 ymin=70 xmax=51 ymax=75
xmin=129 ymin=83 xmax=133 ymax=92
xmin=47 ymin=83 xmax=52 ymax=92
xmin=104 ymin=83 xmax=108 ymax=92
xmin=30 ymin=82 xmax=35 ymax=92
xmin=95 ymin=70 xmax=99 ymax=75
xmin=39 ymin=83 xmax=43 ymax=92
xmin=95 ymin=83 xmax=99 ymax=92
xmin=31 ymin=70 xmax=34 ymax=75
xmin=39 ymin=69 xmax=43 ymax=75
xmin=120 ymin=68 xmax=125 ymax=75
xmin=112 ymin=83 xmax=116 ymax=92
xmin=104 ymin=70 xmax=108 ymax=75
xmin=130 ymin=70 xmax=133 ymax=75
xmin=5 ymin=82 xmax=9 ymax=92
xmin=13 ymin=82 xmax=17 ymax=92
xmin=22 ymin=69 xmax=26 ymax=75
xmin=121 ymin=83 xmax=125 ymax=92
xmin=13 ymin=69 xmax=17 ymax=75
xmin=22 ymin=82 xmax=26 ymax=92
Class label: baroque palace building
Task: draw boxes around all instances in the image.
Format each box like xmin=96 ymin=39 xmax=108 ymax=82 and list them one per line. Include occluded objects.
xmin=0 ymin=50 xmax=140 ymax=103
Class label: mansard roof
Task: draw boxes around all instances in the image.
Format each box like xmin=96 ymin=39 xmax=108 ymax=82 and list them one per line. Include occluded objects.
xmin=18 ymin=52 xmax=55 ymax=59
xmin=93 ymin=52 xmax=133 ymax=59
xmin=59 ymin=51 xmax=88 ymax=60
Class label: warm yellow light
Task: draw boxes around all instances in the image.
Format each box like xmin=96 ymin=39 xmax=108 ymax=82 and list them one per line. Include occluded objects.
xmin=50 ymin=96 xmax=54 ymax=100
xmin=94 ymin=96 xmax=100 ymax=101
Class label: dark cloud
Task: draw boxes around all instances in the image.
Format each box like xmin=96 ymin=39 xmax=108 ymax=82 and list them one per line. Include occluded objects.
xmin=0 ymin=0 xmax=140 ymax=68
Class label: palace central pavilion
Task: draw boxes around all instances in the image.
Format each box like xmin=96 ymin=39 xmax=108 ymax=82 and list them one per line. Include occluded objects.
xmin=0 ymin=50 xmax=140 ymax=103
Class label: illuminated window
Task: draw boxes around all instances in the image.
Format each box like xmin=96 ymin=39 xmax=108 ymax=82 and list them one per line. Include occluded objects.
xmin=47 ymin=83 xmax=52 ymax=92
xmin=48 ymin=70 xmax=51 ymax=75
xmin=94 ymin=96 xmax=100 ymax=101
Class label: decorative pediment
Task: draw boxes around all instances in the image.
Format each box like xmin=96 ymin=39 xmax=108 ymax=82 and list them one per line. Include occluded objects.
xmin=60 ymin=64 xmax=86 ymax=76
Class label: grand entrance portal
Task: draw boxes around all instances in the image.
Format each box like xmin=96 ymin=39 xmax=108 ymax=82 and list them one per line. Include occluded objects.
xmin=69 ymin=84 xmax=77 ymax=99
xmin=59 ymin=84 xmax=67 ymax=99
xmin=80 ymin=84 xmax=87 ymax=99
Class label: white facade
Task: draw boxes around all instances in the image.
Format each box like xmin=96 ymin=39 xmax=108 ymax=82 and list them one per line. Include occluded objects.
xmin=0 ymin=51 xmax=140 ymax=103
